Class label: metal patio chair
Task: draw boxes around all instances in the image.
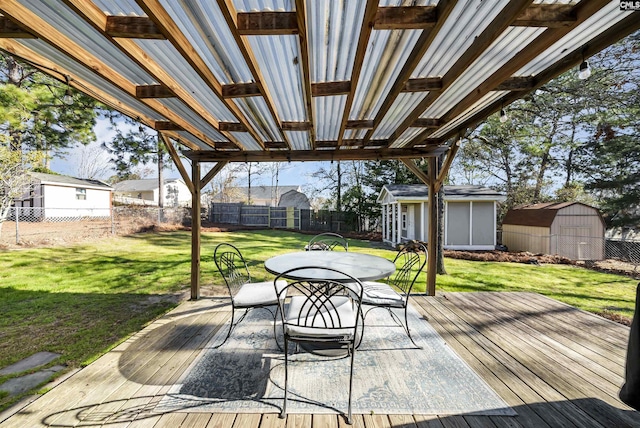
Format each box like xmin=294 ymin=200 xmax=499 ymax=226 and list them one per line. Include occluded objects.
xmin=274 ymin=267 xmax=363 ymax=425
xmin=306 ymin=232 xmax=348 ymax=251
xmin=213 ymin=243 xmax=287 ymax=348
xmin=360 ymin=242 xmax=427 ymax=348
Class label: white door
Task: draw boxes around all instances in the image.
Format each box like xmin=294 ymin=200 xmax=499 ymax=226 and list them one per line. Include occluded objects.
xmin=406 ymin=206 xmax=415 ymax=240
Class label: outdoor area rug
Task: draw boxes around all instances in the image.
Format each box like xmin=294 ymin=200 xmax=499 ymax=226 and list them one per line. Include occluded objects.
xmin=156 ymin=304 xmax=516 ymax=416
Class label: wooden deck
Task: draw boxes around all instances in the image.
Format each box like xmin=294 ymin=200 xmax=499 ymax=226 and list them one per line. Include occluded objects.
xmin=1 ymin=292 xmax=638 ymax=428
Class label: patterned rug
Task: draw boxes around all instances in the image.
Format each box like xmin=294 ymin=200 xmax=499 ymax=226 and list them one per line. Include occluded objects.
xmin=156 ymin=304 xmax=516 ymax=416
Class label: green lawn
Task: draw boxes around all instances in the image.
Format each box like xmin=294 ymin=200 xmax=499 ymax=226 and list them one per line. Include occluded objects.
xmin=0 ymin=228 xmax=637 ymax=411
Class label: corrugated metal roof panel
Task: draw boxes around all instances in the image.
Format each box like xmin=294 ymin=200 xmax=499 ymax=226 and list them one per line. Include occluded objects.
xmin=135 ymin=39 xmax=237 ymax=122
xmin=285 ymin=131 xmax=311 ymax=150
xmin=172 ymin=131 xmax=213 ymax=150
xmin=159 ymin=98 xmax=229 ymax=142
xmin=159 ymin=0 xmax=254 ymax=84
xmin=248 ymin=35 xmax=306 ymax=121
xmin=231 ymin=132 xmax=263 ymax=151
xmin=350 ymin=29 xmax=423 ymax=121
xmin=25 ymin=0 xmax=156 ymax=86
xmin=234 ymin=97 xmax=281 ymax=142
xmin=373 ymin=92 xmax=428 ymax=139
xmin=93 ymin=0 xmax=144 ymax=16
xmin=308 ymin=0 xmax=365 ymax=83
xmin=234 ymin=0 xmax=292 ymax=12
xmin=315 ymin=95 xmax=347 ymax=141
xmin=390 ymin=128 xmax=423 ymax=148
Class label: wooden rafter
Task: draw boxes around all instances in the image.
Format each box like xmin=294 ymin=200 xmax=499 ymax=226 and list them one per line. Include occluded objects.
xmin=0 ymin=16 xmax=34 ymax=38
xmin=0 ymin=3 xmax=221 ymax=150
xmin=153 ymin=121 xmax=183 ymax=131
xmin=136 ymin=84 xmax=174 ymax=98
xmin=386 ymin=0 xmax=534 ymax=145
xmin=513 ymin=4 xmax=576 ymax=28
xmin=437 ymin=8 xmax=640 ymax=144
xmin=402 ymin=77 xmax=443 ymax=93
xmin=407 ymin=0 xmax=614 ymax=147
xmin=62 ymin=0 xmax=249 ymax=150
xmin=346 ymin=120 xmax=375 ymax=129
xmin=281 ymin=121 xmax=312 ymax=131
xmin=361 ymin=0 xmax=457 ymax=145
xmin=412 ymin=118 xmax=441 ymax=128
xmin=374 ymin=6 xmax=437 ymax=30
xmin=219 ymin=122 xmax=247 ymax=132
xmin=294 ymin=0 xmax=315 ymax=147
xmin=236 ymin=11 xmax=298 ymax=35
xmin=311 ymin=81 xmax=351 ymax=97
xmin=336 ymin=0 xmax=379 ymax=148
xmin=215 ymin=0 xmax=292 ymax=149
xmin=135 ymin=0 xmax=267 ymax=150
xmin=496 ymin=76 xmax=536 ymax=91
xmin=105 ymin=15 xmax=165 ymax=39
xmin=221 ymin=82 xmax=261 ymax=98
xmin=160 ymin=133 xmax=193 ymax=193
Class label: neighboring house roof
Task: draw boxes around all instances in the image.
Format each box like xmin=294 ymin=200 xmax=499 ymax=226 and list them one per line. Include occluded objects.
xmin=502 ymin=202 xmax=601 ymax=228
xmin=30 ymin=172 xmax=112 ymax=190
xmin=278 ymin=189 xmax=311 ymax=209
xmin=214 ymin=185 xmax=301 ymax=202
xmin=378 ymin=184 xmax=506 ymax=203
xmin=113 ymin=178 xmax=185 ymax=192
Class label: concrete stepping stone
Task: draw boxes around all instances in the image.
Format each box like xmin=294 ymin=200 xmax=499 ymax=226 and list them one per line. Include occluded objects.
xmin=0 ymin=352 xmax=61 ymax=376
xmin=0 ymin=365 xmax=66 ymax=396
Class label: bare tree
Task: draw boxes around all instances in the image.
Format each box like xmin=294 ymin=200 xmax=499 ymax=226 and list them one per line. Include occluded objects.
xmin=73 ymin=143 xmax=112 ymax=179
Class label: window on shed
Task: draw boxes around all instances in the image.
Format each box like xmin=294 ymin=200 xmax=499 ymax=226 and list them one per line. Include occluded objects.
xmin=76 ymin=188 xmax=87 ymax=200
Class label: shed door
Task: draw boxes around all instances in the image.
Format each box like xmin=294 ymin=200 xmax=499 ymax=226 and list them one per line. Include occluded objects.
xmin=447 ymin=202 xmax=470 ymax=245
xmin=558 ymin=226 xmax=594 ymax=260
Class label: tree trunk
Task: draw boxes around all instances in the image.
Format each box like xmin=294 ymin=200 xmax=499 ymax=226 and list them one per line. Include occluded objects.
xmin=336 ymin=161 xmax=342 ymax=212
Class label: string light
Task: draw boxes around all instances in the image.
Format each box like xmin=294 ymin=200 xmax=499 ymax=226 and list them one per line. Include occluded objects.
xmin=63 ymin=75 xmax=73 ymax=105
xmin=578 ymin=49 xmax=591 ymax=80
xmin=499 ymin=101 xmax=508 ymax=123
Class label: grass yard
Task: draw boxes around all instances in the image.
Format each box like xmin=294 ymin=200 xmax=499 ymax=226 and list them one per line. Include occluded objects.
xmin=0 ymin=228 xmax=637 ymax=412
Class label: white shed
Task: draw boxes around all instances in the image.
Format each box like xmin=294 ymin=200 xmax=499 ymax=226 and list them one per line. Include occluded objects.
xmin=502 ymin=202 xmax=605 ymax=260
xmin=378 ymin=184 xmax=506 ymax=250
xmin=14 ymin=172 xmax=113 ymax=219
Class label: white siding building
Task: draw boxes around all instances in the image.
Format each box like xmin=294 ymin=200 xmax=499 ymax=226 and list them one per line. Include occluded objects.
xmin=378 ymin=184 xmax=506 ymax=250
xmin=113 ymin=178 xmax=191 ymax=207
xmin=14 ymin=172 xmax=113 ymax=219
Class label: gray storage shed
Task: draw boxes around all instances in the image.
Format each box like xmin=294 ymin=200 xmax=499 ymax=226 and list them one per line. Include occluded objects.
xmin=502 ymin=202 xmax=605 ymax=260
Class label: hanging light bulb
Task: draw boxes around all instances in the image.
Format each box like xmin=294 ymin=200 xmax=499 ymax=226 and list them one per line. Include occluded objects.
xmin=63 ymin=75 xmax=73 ymax=105
xmin=137 ymin=117 xmax=144 ymax=133
xmin=578 ymin=60 xmax=591 ymax=80
xmin=499 ymin=101 xmax=508 ymax=123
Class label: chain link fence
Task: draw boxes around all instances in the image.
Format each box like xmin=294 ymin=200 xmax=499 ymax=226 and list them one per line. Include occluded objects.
xmin=501 ymin=229 xmax=639 ymax=266
xmin=0 ymin=206 xmax=190 ymax=247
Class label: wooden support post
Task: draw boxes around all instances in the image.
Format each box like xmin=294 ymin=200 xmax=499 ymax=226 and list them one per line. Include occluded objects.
xmin=191 ymin=161 xmax=201 ymax=300
xmin=427 ymin=157 xmax=438 ymax=296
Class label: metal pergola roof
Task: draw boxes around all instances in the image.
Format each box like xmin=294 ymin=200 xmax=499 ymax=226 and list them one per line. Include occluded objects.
xmin=1 ymin=0 xmax=637 ymax=296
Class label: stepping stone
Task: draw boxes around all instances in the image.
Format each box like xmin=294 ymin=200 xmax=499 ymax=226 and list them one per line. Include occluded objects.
xmin=0 ymin=365 xmax=66 ymax=396
xmin=0 ymin=352 xmax=61 ymax=376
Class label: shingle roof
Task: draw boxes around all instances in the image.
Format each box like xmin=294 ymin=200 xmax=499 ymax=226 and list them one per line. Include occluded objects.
xmin=383 ymin=184 xmax=505 ymax=200
xmin=502 ymin=202 xmax=599 ymax=227
xmin=30 ymin=172 xmax=112 ymax=190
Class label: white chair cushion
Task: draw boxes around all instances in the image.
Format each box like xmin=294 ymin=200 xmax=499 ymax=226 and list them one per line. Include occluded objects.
xmin=233 ymin=279 xmax=287 ymax=307
xmin=285 ymin=295 xmax=357 ymax=339
xmin=362 ymin=281 xmax=404 ymax=306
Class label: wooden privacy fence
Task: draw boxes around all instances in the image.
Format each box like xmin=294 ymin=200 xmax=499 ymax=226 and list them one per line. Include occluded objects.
xmin=209 ymin=203 xmax=358 ymax=233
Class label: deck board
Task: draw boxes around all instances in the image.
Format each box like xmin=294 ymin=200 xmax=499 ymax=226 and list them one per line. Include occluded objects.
xmin=1 ymin=292 xmax=638 ymax=428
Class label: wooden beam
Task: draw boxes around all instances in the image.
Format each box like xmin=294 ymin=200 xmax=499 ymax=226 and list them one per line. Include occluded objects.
xmin=0 ymin=16 xmax=35 ymax=38
xmin=282 ymin=121 xmax=312 ymax=131
xmin=388 ymin=0 xmax=534 ymax=145
xmin=427 ymin=157 xmax=437 ymax=296
xmin=221 ymin=82 xmax=261 ymax=98
xmin=415 ymin=0 xmax=617 ymax=146
xmin=201 ymin=161 xmax=228 ymax=189
xmin=219 ymin=122 xmax=247 ymax=132
xmin=136 ymin=84 xmax=175 ymax=98
xmin=264 ymin=141 xmax=288 ymax=149
xmin=160 ymin=133 xmax=193 ymax=193
xmin=401 ymin=159 xmax=431 ymax=186
xmin=105 ymin=15 xmax=165 ymax=39
xmin=311 ymin=81 xmax=351 ymax=97
xmin=402 ymin=77 xmax=443 ymax=93
xmin=362 ymin=0 xmax=457 ymax=145
xmin=190 ymin=160 xmax=201 ymax=300
xmin=346 ymin=120 xmax=375 ymax=129
xmin=337 ymin=1 xmax=379 ymax=148
xmin=184 ymin=146 xmax=448 ymax=163
xmin=135 ymin=0 xmax=267 ymax=150
xmin=412 ymin=118 xmax=441 ymax=128
xmin=216 ymin=0 xmax=292 ymax=149
xmin=153 ymin=121 xmax=183 ymax=131
xmin=496 ymin=76 xmax=535 ymax=91
xmin=295 ymin=0 xmax=315 ymax=147
xmin=513 ymin=4 xmax=575 ymax=27
xmin=374 ymin=6 xmax=437 ymax=30
xmin=435 ymin=139 xmax=460 ymax=192
xmin=236 ymin=11 xmax=298 ymax=35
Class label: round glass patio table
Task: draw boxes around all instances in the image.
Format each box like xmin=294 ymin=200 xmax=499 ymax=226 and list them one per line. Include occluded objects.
xmin=264 ymin=251 xmax=395 ymax=282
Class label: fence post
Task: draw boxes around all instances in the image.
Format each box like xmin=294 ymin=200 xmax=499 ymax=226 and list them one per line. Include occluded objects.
xmin=111 ymin=208 xmax=115 ymax=235
xmin=15 ymin=206 xmax=20 ymax=244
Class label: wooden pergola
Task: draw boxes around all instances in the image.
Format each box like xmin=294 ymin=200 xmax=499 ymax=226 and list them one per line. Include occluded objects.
xmin=1 ymin=0 xmax=638 ymax=298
